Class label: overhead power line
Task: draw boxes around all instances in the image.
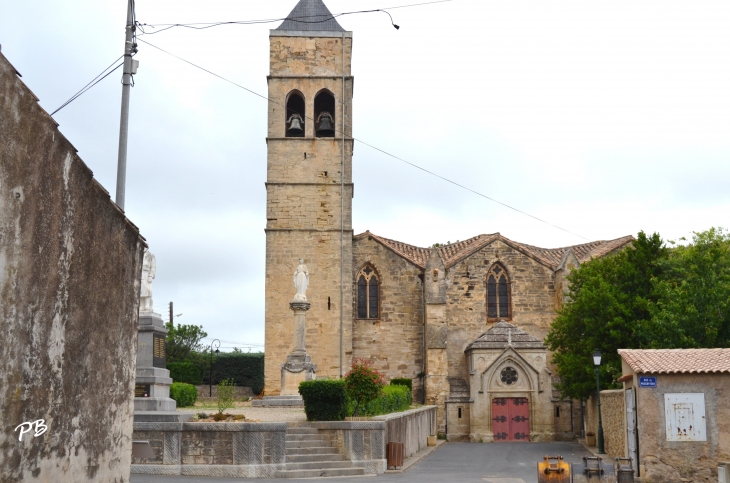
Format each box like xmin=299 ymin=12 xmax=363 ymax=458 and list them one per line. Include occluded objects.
xmin=135 ymin=0 xmax=451 ymax=35
xmin=50 ymin=56 xmax=124 ymax=116
xmin=138 ymin=38 xmax=589 ymax=241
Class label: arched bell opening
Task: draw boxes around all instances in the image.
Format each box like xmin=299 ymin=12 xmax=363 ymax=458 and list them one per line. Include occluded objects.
xmin=314 ymin=90 xmax=336 ymax=137
xmin=285 ymin=91 xmax=305 ymax=138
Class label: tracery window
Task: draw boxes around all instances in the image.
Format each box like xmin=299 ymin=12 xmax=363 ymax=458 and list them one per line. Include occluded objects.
xmin=487 ymin=263 xmax=511 ymax=321
xmin=357 ymin=265 xmax=379 ymax=319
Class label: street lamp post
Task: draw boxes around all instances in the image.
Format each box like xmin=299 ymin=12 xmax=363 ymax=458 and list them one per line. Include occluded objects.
xmin=209 ymin=339 xmax=220 ymax=397
xmin=593 ymin=348 xmax=606 ymax=454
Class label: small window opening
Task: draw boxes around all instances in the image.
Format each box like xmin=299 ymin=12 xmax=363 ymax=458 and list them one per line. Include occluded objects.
xmin=285 ymin=92 xmax=305 ymax=137
xmin=328 ymin=296 xmax=331 ymax=310
xmin=314 ymin=90 xmax=335 ymax=137
xmin=458 ymin=407 xmax=463 ymax=419
xmin=555 ymin=406 xmax=560 ymax=418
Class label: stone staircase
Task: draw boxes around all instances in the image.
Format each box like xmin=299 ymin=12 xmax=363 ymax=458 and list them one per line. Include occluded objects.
xmin=274 ymin=426 xmax=366 ymax=478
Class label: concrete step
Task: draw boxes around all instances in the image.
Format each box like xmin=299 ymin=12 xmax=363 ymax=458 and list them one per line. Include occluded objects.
xmin=251 ymin=396 xmax=304 ymax=407
xmin=285 ymin=440 xmax=334 ymax=449
xmin=286 ymin=427 xmax=319 ymax=435
xmin=285 ymin=461 xmax=355 ymax=471
xmin=286 ymin=433 xmax=328 ymax=442
xmin=275 ymin=468 xmax=366 ymax=478
xmin=286 ymin=453 xmax=345 ymax=463
xmin=286 ymin=446 xmax=340 ymax=455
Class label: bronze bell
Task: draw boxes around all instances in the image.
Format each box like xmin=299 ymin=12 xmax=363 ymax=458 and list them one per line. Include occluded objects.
xmin=287 ymin=114 xmax=303 ymax=134
xmin=316 ymin=112 xmax=334 ymax=136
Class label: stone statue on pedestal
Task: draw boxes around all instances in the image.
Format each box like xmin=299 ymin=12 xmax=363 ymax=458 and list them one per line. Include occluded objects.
xmin=292 ymin=258 xmax=309 ymax=302
xmin=139 ymin=248 xmax=156 ymax=313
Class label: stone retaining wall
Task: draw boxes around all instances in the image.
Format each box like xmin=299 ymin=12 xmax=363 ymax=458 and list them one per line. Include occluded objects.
xmin=372 ymin=406 xmax=437 ymax=458
xmin=131 ymin=422 xmax=286 ymax=477
xmin=587 ymin=389 xmax=626 ymax=459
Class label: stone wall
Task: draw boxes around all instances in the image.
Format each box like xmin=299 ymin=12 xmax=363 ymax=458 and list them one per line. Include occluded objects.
xmin=352 ymin=236 xmax=425 ymax=399
xmin=131 ymin=422 xmax=287 ymax=477
xmin=443 ymin=240 xmax=557 ymax=381
xmin=599 ymin=389 xmax=626 ymax=458
xmin=0 ymin=52 xmax=146 ymax=482
xmin=372 ymin=406 xmax=437 ymax=458
xmin=636 ymin=373 xmax=730 ymax=483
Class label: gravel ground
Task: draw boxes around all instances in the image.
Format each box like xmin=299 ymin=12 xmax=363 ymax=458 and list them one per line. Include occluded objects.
xmin=175 ymin=404 xmax=307 ymax=423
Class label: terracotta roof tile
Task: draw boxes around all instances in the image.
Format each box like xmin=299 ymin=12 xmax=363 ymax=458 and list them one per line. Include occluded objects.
xmin=354 ymin=232 xmax=634 ymax=271
xmin=618 ymin=348 xmax=730 ymax=374
xmin=356 ymin=231 xmax=430 ymax=268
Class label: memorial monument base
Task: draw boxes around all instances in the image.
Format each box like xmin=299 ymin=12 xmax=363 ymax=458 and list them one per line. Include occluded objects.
xmin=133 ymin=312 xmax=190 ymax=422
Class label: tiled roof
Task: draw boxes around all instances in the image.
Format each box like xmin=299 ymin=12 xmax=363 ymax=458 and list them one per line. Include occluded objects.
xmin=276 ymin=0 xmax=345 ymax=32
xmin=354 ymin=231 xmax=634 ymax=270
xmin=356 ymin=232 xmax=430 ymax=268
xmin=618 ymin=349 xmax=730 ymax=374
xmin=466 ymin=321 xmax=545 ymax=351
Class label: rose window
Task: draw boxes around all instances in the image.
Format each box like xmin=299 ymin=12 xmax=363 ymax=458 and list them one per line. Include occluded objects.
xmin=500 ymin=367 xmax=518 ymax=385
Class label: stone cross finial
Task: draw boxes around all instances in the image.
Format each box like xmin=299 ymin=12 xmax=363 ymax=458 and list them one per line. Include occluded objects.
xmin=508 ymin=329 xmax=512 ymax=346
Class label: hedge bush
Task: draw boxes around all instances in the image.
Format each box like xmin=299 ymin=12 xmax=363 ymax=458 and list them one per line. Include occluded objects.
xmin=350 ymin=384 xmax=412 ymax=417
xmin=170 ymin=382 xmax=198 ymax=407
xmin=168 ymin=361 xmax=203 ymax=385
xmin=202 ymin=352 xmax=264 ymax=395
xmin=390 ymin=378 xmax=413 ymax=392
xmin=299 ymin=379 xmax=347 ymax=421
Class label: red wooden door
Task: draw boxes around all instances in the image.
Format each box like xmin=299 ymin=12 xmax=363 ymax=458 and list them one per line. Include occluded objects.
xmin=492 ymin=397 xmax=530 ymax=442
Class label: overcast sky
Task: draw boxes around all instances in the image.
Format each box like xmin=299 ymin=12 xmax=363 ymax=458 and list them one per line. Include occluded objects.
xmin=2 ymin=0 xmax=729 ymax=350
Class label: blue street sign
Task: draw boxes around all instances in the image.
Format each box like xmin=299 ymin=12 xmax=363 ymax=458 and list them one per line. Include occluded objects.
xmin=639 ymin=376 xmax=657 ymax=388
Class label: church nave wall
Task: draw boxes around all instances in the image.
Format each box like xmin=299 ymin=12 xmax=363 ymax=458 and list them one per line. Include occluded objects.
xmin=351 ymin=236 xmax=425 ymax=400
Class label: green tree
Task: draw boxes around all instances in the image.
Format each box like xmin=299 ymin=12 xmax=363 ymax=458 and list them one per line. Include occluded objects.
xmin=545 ymin=232 xmax=667 ymax=400
xmin=344 ymin=359 xmax=385 ymax=416
xmin=165 ymin=322 xmax=208 ymax=363
xmin=649 ymin=228 xmax=730 ymax=348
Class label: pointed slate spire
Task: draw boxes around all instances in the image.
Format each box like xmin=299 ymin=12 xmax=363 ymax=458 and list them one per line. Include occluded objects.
xmin=276 ymin=0 xmax=345 ymax=32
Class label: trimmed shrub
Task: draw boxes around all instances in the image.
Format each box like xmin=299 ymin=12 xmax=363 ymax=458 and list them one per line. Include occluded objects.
xmin=299 ymin=379 xmax=347 ymax=421
xmin=390 ymin=378 xmax=413 ymax=392
xmin=202 ymin=352 xmax=264 ymax=395
xmin=168 ymin=361 xmax=203 ymax=385
xmin=353 ymin=384 xmax=412 ymax=417
xmin=170 ymin=382 xmax=198 ymax=407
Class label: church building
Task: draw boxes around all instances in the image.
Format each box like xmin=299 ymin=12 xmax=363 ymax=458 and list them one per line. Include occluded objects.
xmin=263 ymin=0 xmax=633 ymax=442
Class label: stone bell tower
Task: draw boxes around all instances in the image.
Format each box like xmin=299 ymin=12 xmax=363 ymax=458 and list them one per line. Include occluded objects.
xmin=264 ymin=0 xmax=354 ymax=394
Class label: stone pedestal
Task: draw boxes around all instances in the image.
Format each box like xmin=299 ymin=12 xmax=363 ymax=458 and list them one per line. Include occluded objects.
xmin=133 ymin=312 xmax=190 ymax=422
xmin=252 ymin=302 xmax=316 ymax=407
xmin=281 ymin=302 xmax=317 ymax=395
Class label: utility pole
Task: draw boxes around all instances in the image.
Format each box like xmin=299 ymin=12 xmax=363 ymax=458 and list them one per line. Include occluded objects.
xmin=115 ymin=0 xmax=138 ymax=210
xmin=169 ymin=302 xmax=173 ymax=326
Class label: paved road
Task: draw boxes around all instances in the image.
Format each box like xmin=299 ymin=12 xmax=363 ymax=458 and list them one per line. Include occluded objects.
xmin=130 ymin=441 xmax=613 ymax=483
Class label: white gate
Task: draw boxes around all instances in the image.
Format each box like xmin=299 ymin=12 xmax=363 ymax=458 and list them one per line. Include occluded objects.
xmin=626 ymin=388 xmax=638 ymax=474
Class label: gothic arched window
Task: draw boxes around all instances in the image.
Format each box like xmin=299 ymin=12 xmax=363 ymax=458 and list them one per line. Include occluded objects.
xmin=487 ymin=263 xmax=511 ymax=321
xmin=357 ymin=265 xmax=379 ymax=319
xmin=285 ymin=91 xmax=305 ymax=137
